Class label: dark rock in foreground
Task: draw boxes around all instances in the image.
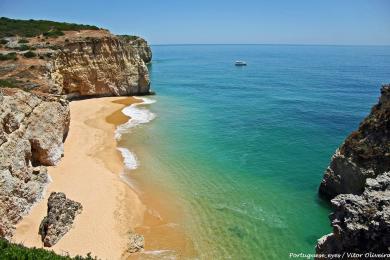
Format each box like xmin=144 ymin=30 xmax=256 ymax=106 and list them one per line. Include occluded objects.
xmin=316 ymin=172 xmax=390 ymax=255
xmin=39 ymin=192 xmax=82 ymax=247
xmin=319 ymin=84 xmax=390 ymax=199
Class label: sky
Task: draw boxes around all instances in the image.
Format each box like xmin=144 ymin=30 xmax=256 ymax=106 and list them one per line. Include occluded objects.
xmin=1 ymin=0 xmax=390 ymax=45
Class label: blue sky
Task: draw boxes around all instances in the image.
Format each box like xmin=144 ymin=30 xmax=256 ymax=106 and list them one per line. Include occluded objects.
xmin=1 ymin=0 xmax=389 ymax=45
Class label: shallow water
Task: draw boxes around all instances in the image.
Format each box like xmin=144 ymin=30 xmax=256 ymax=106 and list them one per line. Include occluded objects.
xmin=120 ymin=45 xmax=390 ymax=259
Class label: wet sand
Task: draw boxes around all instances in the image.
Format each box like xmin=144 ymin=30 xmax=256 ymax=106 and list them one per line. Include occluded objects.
xmin=14 ymin=96 xmax=196 ymax=259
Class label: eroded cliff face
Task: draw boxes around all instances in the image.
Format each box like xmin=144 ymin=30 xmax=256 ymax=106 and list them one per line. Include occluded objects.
xmin=0 ymin=28 xmax=152 ymax=241
xmin=316 ymin=172 xmax=390 ymax=255
xmin=0 ymin=30 xmax=152 ymax=98
xmin=316 ymin=85 xmax=390 ymax=255
xmin=0 ymin=88 xmax=69 ymax=238
xmin=319 ymin=85 xmax=390 ymax=199
xmin=50 ymin=36 xmax=151 ymax=98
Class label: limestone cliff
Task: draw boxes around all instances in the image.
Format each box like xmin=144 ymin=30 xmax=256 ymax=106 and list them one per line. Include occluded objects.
xmin=316 ymin=172 xmax=390 ymax=255
xmin=0 ymin=21 xmax=153 ymax=240
xmin=119 ymin=36 xmax=152 ymax=64
xmin=0 ymin=88 xmax=69 ymax=238
xmin=316 ymin=85 xmax=390 ymax=255
xmin=0 ymin=30 xmax=152 ymax=98
xmin=50 ymin=35 xmax=151 ymax=98
xmin=319 ymin=85 xmax=390 ymax=199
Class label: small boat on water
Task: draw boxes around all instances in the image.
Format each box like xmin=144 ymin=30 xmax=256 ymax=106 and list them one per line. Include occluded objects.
xmin=235 ymin=60 xmax=247 ymax=66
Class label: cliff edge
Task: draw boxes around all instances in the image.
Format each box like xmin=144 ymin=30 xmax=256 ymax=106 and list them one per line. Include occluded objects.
xmin=319 ymin=85 xmax=390 ymax=199
xmin=0 ymin=18 xmax=152 ymax=240
xmin=317 ymin=85 xmax=390 ymax=255
xmin=0 ymin=17 xmax=152 ymax=98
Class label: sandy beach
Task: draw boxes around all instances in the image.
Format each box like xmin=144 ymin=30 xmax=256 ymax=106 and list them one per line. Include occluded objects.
xmin=13 ymin=97 xmax=145 ymax=259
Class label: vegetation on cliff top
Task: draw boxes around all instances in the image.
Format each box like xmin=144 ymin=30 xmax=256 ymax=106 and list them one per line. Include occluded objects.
xmin=0 ymin=238 xmax=96 ymax=259
xmin=117 ymin=35 xmax=140 ymax=42
xmin=0 ymin=52 xmax=17 ymax=61
xmin=0 ymin=17 xmax=100 ymax=38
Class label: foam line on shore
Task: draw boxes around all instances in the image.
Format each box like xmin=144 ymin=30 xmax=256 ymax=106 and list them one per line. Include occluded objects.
xmin=115 ymin=97 xmax=156 ymax=140
xmin=116 ymin=96 xmax=156 ymax=170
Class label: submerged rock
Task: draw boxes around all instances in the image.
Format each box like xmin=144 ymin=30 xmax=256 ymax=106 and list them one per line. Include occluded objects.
xmin=127 ymin=232 xmax=144 ymax=253
xmin=39 ymin=192 xmax=82 ymax=247
xmin=319 ymin=84 xmax=390 ymax=199
xmin=316 ymin=172 xmax=390 ymax=254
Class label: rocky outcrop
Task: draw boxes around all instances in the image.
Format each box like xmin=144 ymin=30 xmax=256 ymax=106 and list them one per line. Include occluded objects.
xmin=0 ymin=27 xmax=153 ymax=240
xmin=129 ymin=37 xmax=152 ymax=64
xmin=0 ymin=88 xmax=69 ymax=238
xmin=316 ymin=172 xmax=390 ymax=255
xmin=127 ymin=233 xmax=144 ymax=253
xmin=50 ymin=36 xmax=151 ymax=98
xmin=1 ymin=30 xmax=152 ymax=99
xmin=319 ymin=85 xmax=390 ymax=199
xmin=317 ymin=84 xmax=390 ymax=255
xmin=39 ymin=192 xmax=82 ymax=247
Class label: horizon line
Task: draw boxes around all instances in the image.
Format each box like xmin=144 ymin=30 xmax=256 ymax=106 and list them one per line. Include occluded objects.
xmin=150 ymin=43 xmax=390 ymax=47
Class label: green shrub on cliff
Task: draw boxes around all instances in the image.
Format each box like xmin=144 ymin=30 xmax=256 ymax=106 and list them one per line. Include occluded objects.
xmin=118 ymin=35 xmax=140 ymax=42
xmin=0 ymin=17 xmax=100 ymax=38
xmin=0 ymin=79 xmax=17 ymax=88
xmin=0 ymin=238 xmax=97 ymax=259
xmin=43 ymin=29 xmax=65 ymax=37
xmin=18 ymin=38 xmax=29 ymax=43
xmin=23 ymin=51 xmax=36 ymax=58
xmin=0 ymin=52 xmax=17 ymax=61
xmin=14 ymin=44 xmax=30 ymax=51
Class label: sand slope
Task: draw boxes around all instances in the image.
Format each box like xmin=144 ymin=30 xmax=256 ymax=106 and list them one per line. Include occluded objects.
xmin=14 ymin=97 xmax=145 ymax=259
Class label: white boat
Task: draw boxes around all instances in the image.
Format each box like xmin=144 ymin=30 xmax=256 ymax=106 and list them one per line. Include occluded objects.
xmin=235 ymin=60 xmax=247 ymax=66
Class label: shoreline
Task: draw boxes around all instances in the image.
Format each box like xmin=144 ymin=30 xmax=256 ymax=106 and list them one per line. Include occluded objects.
xmin=13 ymin=96 xmax=145 ymax=259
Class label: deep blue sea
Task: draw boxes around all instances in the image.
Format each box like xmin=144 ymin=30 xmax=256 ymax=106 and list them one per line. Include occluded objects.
xmin=122 ymin=45 xmax=390 ymax=259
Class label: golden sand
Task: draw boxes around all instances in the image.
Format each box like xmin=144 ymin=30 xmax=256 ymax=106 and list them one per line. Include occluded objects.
xmin=14 ymin=97 xmax=145 ymax=259
xmin=14 ymin=96 xmax=197 ymax=259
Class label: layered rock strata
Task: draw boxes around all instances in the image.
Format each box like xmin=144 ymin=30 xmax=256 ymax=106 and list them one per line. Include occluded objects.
xmin=39 ymin=192 xmax=82 ymax=247
xmin=50 ymin=36 xmax=151 ymax=98
xmin=0 ymin=30 xmax=152 ymax=99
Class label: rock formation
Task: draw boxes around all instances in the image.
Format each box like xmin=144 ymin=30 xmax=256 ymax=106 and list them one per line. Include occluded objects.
xmin=0 ymin=22 xmax=152 ymax=241
xmin=127 ymin=232 xmax=144 ymax=253
xmin=319 ymin=85 xmax=390 ymax=199
xmin=39 ymin=192 xmax=82 ymax=247
xmin=317 ymin=85 xmax=390 ymax=255
xmin=126 ymin=37 xmax=152 ymax=64
xmin=316 ymin=172 xmax=390 ymax=255
xmin=50 ymin=35 xmax=151 ymax=98
xmin=0 ymin=88 xmax=69 ymax=238
xmin=1 ymin=30 xmax=152 ymax=99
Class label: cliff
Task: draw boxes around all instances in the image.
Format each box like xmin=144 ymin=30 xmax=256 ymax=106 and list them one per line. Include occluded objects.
xmin=0 ymin=18 xmax=152 ymax=240
xmin=319 ymin=85 xmax=390 ymax=199
xmin=0 ymin=88 xmax=69 ymax=238
xmin=0 ymin=22 xmax=152 ymax=98
xmin=316 ymin=172 xmax=390 ymax=255
xmin=316 ymin=85 xmax=390 ymax=255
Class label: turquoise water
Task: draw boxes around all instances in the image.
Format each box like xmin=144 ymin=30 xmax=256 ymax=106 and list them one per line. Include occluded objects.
xmin=124 ymin=45 xmax=390 ymax=259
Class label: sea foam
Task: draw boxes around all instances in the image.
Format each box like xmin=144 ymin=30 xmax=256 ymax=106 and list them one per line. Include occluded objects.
xmin=116 ymin=97 xmax=156 ymax=170
xmin=115 ymin=97 xmax=156 ymax=140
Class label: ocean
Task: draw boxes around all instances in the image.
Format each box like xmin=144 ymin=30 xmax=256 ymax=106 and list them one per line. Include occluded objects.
xmin=117 ymin=45 xmax=390 ymax=259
